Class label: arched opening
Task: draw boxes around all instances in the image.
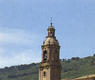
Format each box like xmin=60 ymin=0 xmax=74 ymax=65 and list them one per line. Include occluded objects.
xmin=43 ymin=50 xmax=47 ymax=61
xmin=43 ymin=71 xmax=46 ymax=77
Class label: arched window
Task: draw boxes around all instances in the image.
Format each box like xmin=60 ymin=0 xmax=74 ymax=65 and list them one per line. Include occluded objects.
xmin=50 ymin=32 xmax=53 ymax=36
xmin=43 ymin=71 xmax=46 ymax=77
xmin=43 ymin=50 xmax=47 ymax=60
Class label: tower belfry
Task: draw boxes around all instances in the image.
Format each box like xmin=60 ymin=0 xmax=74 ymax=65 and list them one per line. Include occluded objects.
xmin=39 ymin=22 xmax=61 ymax=80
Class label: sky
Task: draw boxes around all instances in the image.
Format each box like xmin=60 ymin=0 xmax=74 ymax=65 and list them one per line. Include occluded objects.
xmin=0 ymin=0 xmax=95 ymax=68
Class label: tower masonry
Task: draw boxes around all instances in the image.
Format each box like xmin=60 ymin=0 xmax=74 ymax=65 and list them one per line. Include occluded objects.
xmin=39 ymin=22 xmax=61 ymax=80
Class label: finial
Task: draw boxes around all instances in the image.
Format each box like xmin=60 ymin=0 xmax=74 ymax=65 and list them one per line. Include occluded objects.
xmin=50 ymin=17 xmax=53 ymax=26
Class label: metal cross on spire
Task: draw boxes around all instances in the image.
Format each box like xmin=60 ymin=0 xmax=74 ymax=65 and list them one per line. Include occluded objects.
xmin=50 ymin=17 xmax=53 ymax=26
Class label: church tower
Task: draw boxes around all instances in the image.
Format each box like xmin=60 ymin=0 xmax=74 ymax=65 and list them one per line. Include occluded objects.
xmin=39 ymin=22 xmax=61 ymax=80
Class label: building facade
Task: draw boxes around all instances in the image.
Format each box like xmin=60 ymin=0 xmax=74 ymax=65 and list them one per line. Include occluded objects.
xmin=39 ymin=23 xmax=61 ymax=80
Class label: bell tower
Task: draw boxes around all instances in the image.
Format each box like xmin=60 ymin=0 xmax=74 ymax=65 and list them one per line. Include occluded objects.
xmin=39 ymin=22 xmax=61 ymax=80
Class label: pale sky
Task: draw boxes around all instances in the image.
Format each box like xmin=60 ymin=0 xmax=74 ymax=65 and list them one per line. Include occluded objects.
xmin=0 ymin=0 xmax=95 ymax=68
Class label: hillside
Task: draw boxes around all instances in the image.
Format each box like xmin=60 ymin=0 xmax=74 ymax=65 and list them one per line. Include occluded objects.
xmin=0 ymin=55 xmax=95 ymax=80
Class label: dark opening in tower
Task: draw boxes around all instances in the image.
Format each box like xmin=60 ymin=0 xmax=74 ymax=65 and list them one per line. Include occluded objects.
xmin=43 ymin=50 xmax=47 ymax=61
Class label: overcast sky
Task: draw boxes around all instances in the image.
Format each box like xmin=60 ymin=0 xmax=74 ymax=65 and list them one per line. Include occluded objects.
xmin=0 ymin=0 xmax=95 ymax=68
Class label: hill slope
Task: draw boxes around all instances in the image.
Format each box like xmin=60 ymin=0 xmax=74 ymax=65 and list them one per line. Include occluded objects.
xmin=0 ymin=55 xmax=95 ymax=80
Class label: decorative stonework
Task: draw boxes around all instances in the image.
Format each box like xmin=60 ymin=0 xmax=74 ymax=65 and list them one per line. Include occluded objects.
xmin=39 ymin=23 xmax=61 ymax=80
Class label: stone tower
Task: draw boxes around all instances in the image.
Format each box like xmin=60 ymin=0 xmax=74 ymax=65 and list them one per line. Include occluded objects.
xmin=39 ymin=22 xmax=61 ymax=80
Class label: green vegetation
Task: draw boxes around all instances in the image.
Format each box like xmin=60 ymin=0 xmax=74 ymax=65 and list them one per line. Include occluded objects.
xmin=0 ymin=55 xmax=95 ymax=80
xmin=61 ymin=55 xmax=95 ymax=79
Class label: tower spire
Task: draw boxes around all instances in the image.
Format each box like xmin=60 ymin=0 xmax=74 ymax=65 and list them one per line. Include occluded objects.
xmin=39 ymin=21 xmax=61 ymax=80
xmin=50 ymin=17 xmax=53 ymax=26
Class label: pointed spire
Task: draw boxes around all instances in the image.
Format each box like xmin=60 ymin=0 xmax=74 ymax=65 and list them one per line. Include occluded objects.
xmin=47 ymin=17 xmax=55 ymax=38
xmin=50 ymin=22 xmax=52 ymax=26
xmin=49 ymin=17 xmax=54 ymax=28
xmin=47 ymin=17 xmax=55 ymax=30
xmin=50 ymin=17 xmax=53 ymax=26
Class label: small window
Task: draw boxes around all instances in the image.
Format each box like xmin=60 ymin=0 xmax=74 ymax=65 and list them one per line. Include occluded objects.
xmin=43 ymin=71 xmax=46 ymax=77
xmin=50 ymin=32 xmax=53 ymax=36
xmin=43 ymin=50 xmax=47 ymax=60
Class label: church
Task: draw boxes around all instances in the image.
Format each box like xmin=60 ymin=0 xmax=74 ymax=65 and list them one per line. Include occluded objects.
xmin=38 ymin=22 xmax=95 ymax=80
xmin=39 ymin=22 xmax=61 ymax=80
